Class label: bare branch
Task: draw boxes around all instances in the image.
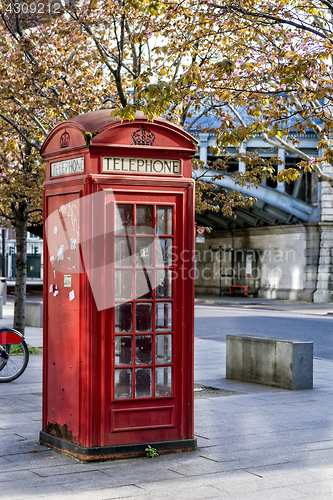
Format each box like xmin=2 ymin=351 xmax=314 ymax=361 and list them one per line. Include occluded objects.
xmin=10 ymin=97 xmax=48 ymax=135
xmin=0 ymin=114 xmax=39 ymax=150
xmin=185 ymin=102 xmax=228 ymax=131
xmin=211 ymin=2 xmax=331 ymax=41
xmin=289 ymin=94 xmax=325 ymax=139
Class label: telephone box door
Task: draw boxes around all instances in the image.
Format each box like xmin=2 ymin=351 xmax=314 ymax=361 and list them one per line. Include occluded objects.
xmin=100 ymin=189 xmax=192 ymax=445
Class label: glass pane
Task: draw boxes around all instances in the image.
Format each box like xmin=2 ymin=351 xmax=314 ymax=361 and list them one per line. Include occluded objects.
xmin=156 ymin=270 xmax=172 ymax=298
xmin=156 ymin=302 xmax=172 ymax=331
xmin=136 ymin=205 xmax=153 ymax=234
xmin=157 ymin=206 xmax=172 ymax=235
xmin=116 ymin=205 xmax=133 ymax=233
xmin=157 ymin=238 xmax=173 ymax=267
xmin=115 ymin=336 xmax=132 ymax=365
xmin=115 ymin=369 xmax=132 ymax=399
xmin=135 ymin=368 xmax=152 ymax=397
xmin=156 ymin=335 xmax=172 ymax=364
xmin=115 ymin=303 xmax=132 ymax=332
xmin=115 ymin=237 xmax=134 ymax=267
xmin=155 ymin=367 xmax=172 ymax=396
xmin=115 ymin=270 xmax=133 ymax=299
xmin=136 ymin=270 xmax=153 ymax=299
xmin=136 ymin=303 xmax=152 ymax=332
xmin=136 ymin=237 xmax=154 ymax=267
xmin=136 ymin=336 xmax=152 ymax=365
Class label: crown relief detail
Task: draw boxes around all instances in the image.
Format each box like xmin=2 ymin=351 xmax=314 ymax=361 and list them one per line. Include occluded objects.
xmin=60 ymin=131 xmax=70 ymax=148
xmin=131 ymin=126 xmax=155 ymax=146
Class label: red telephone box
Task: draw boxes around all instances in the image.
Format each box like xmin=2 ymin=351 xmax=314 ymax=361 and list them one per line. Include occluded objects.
xmin=40 ymin=110 xmax=197 ymax=460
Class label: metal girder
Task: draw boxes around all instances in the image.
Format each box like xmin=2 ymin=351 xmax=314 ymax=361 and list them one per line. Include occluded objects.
xmin=250 ymin=206 xmax=279 ymax=225
xmin=264 ymin=205 xmax=293 ymax=223
xmin=194 ymin=169 xmax=319 ymax=223
xmin=233 ymin=208 xmax=261 ymax=226
xmin=196 ymin=214 xmax=217 ymax=229
xmin=204 ymin=212 xmax=230 ymax=228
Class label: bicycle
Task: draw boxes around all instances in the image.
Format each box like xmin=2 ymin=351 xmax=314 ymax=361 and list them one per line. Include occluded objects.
xmin=0 ymin=328 xmax=29 ymax=382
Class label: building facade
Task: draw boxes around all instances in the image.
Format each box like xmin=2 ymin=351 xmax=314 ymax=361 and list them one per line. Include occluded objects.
xmin=192 ymin=130 xmax=333 ymax=303
xmin=0 ymin=229 xmax=43 ymax=280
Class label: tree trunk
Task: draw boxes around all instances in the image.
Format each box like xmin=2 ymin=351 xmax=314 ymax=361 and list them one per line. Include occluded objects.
xmin=13 ymin=202 xmax=28 ymax=335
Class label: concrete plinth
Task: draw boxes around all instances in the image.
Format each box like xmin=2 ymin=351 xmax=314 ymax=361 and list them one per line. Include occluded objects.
xmin=313 ymin=288 xmax=333 ymax=303
xmin=0 ymin=278 xmax=7 ymax=305
xmin=25 ymin=301 xmax=43 ymax=327
xmin=226 ymin=335 xmax=313 ymax=390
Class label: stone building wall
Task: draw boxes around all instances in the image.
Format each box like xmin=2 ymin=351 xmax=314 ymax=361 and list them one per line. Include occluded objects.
xmin=195 ymin=224 xmax=320 ymax=301
xmin=313 ymin=163 xmax=333 ymax=303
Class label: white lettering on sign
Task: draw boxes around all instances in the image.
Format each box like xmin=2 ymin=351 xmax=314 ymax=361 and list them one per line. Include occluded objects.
xmin=103 ymin=157 xmax=181 ymax=175
xmin=51 ymin=157 xmax=84 ymax=177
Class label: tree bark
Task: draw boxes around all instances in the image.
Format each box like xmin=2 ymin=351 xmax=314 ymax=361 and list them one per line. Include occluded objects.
xmin=13 ymin=202 xmax=28 ymax=335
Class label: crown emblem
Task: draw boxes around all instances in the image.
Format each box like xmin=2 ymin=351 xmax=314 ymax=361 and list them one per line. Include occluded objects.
xmin=131 ymin=126 xmax=155 ymax=146
xmin=60 ymin=131 xmax=70 ymax=148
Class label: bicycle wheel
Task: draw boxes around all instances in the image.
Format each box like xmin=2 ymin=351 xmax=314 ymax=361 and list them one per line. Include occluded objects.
xmin=0 ymin=340 xmax=29 ymax=382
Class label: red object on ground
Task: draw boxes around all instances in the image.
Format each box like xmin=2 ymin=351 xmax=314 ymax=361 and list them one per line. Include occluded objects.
xmin=229 ymin=285 xmax=249 ymax=297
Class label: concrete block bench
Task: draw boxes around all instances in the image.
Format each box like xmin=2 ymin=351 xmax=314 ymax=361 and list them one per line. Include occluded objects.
xmin=25 ymin=302 xmax=43 ymax=328
xmin=226 ymin=335 xmax=313 ymax=390
xmin=0 ymin=278 xmax=7 ymax=305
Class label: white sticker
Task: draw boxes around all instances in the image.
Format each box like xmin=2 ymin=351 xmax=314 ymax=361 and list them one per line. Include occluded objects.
xmin=54 ymin=226 xmax=58 ymax=234
xmin=53 ymin=290 xmax=58 ymax=297
xmin=58 ymin=245 xmax=64 ymax=260
xmin=64 ymin=274 xmax=71 ymax=287
xmin=71 ymin=238 xmax=77 ymax=251
xmin=69 ymin=290 xmax=75 ymax=301
xmin=49 ymin=285 xmax=54 ymax=293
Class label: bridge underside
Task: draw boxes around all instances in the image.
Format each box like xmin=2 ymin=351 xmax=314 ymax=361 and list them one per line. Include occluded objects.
xmin=194 ymin=170 xmax=320 ymax=230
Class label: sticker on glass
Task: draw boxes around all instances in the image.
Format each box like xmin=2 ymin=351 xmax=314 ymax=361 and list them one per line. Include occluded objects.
xmin=139 ymin=247 xmax=150 ymax=258
xmin=71 ymin=238 xmax=77 ymax=251
xmin=69 ymin=290 xmax=75 ymax=301
xmin=64 ymin=274 xmax=71 ymax=287
xmin=58 ymin=245 xmax=64 ymax=260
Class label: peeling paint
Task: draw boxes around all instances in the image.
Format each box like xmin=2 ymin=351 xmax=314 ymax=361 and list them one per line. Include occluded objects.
xmin=46 ymin=422 xmax=76 ymax=443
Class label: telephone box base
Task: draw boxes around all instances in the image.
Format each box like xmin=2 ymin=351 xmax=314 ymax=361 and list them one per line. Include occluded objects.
xmin=39 ymin=431 xmax=197 ymax=462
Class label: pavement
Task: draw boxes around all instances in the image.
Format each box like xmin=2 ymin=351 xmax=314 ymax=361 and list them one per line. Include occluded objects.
xmin=195 ymin=294 xmax=333 ymax=316
xmin=0 ymin=295 xmax=333 ymax=500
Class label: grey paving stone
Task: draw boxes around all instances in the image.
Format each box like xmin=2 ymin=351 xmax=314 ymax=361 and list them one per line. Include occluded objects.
xmin=101 ymin=464 xmax=185 ymax=485
xmin=1 ymin=483 xmax=73 ymax=500
xmin=224 ymin=487 xmax=310 ymax=499
xmin=243 ymin=462 xmax=330 ymax=478
xmin=134 ymin=482 xmax=227 ymax=499
xmin=31 ymin=462 xmax=112 ymax=477
xmin=58 ymin=471 xmax=164 ymax=493
xmin=132 ymin=473 xmax=233 ymax=497
xmin=2 ymin=450 xmax=74 ymax=469
xmin=165 ymin=455 xmax=258 ymax=476
xmin=0 ymin=441 xmax=45 ymax=457
xmin=0 ymin=469 xmax=39 ymax=483
xmin=31 ymin=485 xmax=143 ymax=500
xmin=292 ymin=479 xmax=333 ymax=497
